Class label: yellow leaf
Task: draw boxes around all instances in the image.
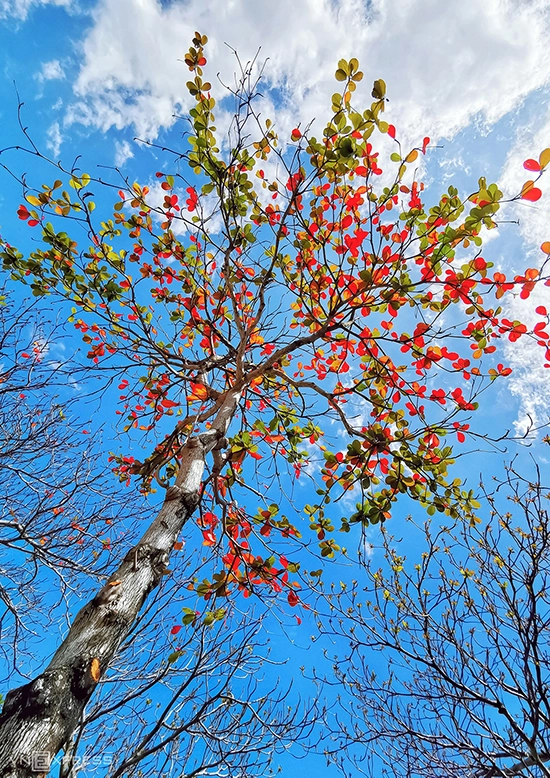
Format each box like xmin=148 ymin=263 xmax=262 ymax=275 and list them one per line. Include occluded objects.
xmin=249 ymin=330 xmax=264 ymax=345
xmin=90 ymin=658 xmax=101 ymax=682
xmin=25 ymin=195 xmax=41 ymax=207
xmin=404 ymin=149 xmax=418 ymax=164
xmin=539 ymin=148 xmax=550 ymax=170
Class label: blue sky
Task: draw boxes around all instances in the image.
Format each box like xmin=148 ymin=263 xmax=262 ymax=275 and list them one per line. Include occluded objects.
xmin=1 ymin=1 xmax=550 ymax=775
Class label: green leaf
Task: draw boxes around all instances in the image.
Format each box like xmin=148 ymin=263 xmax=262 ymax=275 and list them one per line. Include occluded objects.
xmin=372 ymin=79 xmax=387 ymax=100
xmin=337 ymin=59 xmax=349 ymax=75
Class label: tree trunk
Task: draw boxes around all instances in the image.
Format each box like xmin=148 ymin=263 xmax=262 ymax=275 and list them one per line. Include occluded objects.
xmin=0 ymin=392 xmax=239 ymax=777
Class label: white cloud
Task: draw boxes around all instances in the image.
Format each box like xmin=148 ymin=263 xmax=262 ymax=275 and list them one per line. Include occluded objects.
xmin=46 ymin=121 xmax=63 ymax=158
xmin=490 ymin=106 xmax=550 ymax=433
xmin=0 ymin=0 xmax=72 ymax=20
xmin=36 ymin=59 xmax=65 ymax=83
xmin=501 ymin=281 xmax=550 ymax=436
xmin=114 ymin=139 xmax=134 ymax=167
xmin=499 ymin=110 xmax=550 ymax=262
xmin=67 ymin=0 xmax=550 ymax=145
xmin=142 ymin=180 xmax=224 ymax=237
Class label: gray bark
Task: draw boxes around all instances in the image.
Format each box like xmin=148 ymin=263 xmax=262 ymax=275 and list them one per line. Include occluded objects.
xmin=0 ymin=391 xmax=240 ymax=777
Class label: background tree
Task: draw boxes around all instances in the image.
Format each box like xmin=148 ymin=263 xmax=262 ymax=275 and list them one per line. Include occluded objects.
xmin=320 ymin=464 xmax=550 ymax=778
xmin=0 ymin=31 xmax=549 ymax=774
xmin=66 ymin=612 xmax=316 ymax=778
xmin=0 ymin=294 xmax=140 ymax=676
xmin=0 ymin=292 xmax=315 ymax=777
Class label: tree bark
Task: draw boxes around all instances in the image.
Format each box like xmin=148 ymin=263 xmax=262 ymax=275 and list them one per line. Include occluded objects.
xmin=0 ymin=391 xmax=240 ymax=777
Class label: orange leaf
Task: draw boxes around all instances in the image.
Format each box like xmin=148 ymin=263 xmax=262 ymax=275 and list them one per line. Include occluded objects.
xmin=541 ymin=241 xmax=550 ymax=255
xmin=90 ymin=658 xmax=101 ymax=682
xmin=188 ymin=382 xmax=209 ymax=401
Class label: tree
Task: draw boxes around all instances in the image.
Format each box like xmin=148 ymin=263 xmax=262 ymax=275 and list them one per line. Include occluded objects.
xmin=320 ymin=464 xmax=550 ymax=778
xmin=0 ymin=293 xmax=314 ymax=777
xmin=62 ymin=612 xmax=316 ymax=778
xmin=0 ymin=31 xmax=549 ymax=773
xmin=0 ymin=294 xmax=141 ymax=673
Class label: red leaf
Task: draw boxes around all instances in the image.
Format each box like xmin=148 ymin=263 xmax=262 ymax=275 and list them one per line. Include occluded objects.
xmin=387 ymin=125 xmax=396 ymax=139
xmin=522 ymin=187 xmax=542 ymax=202
xmin=536 ymin=306 xmax=548 ymax=316
xmin=17 ymin=205 xmax=30 ymax=220
xmin=422 ymin=137 xmax=430 ymax=154
xmin=202 ymin=530 xmax=217 ymax=546
xmin=170 ymin=625 xmax=182 ymax=635
xmin=287 ymin=591 xmax=299 ymax=607
xmin=161 ymin=398 xmax=178 ymax=408
xmin=524 ymin=159 xmax=541 ymax=171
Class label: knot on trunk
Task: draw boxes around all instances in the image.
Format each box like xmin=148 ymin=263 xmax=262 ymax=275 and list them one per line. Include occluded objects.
xmin=0 ymin=672 xmax=60 ymax=722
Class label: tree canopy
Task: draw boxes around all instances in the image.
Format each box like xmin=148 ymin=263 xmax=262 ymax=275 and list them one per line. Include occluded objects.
xmin=1 ymin=31 xmax=550 ymax=776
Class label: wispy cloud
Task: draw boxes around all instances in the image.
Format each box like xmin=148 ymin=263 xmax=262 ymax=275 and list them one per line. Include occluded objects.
xmin=36 ymin=59 xmax=65 ymax=83
xmin=114 ymin=139 xmax=134 ymax=167
xmin=46 ymin=120 xmax=63 ymax=158
xmin=0 ymin=0 xmax=72 ymax=21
